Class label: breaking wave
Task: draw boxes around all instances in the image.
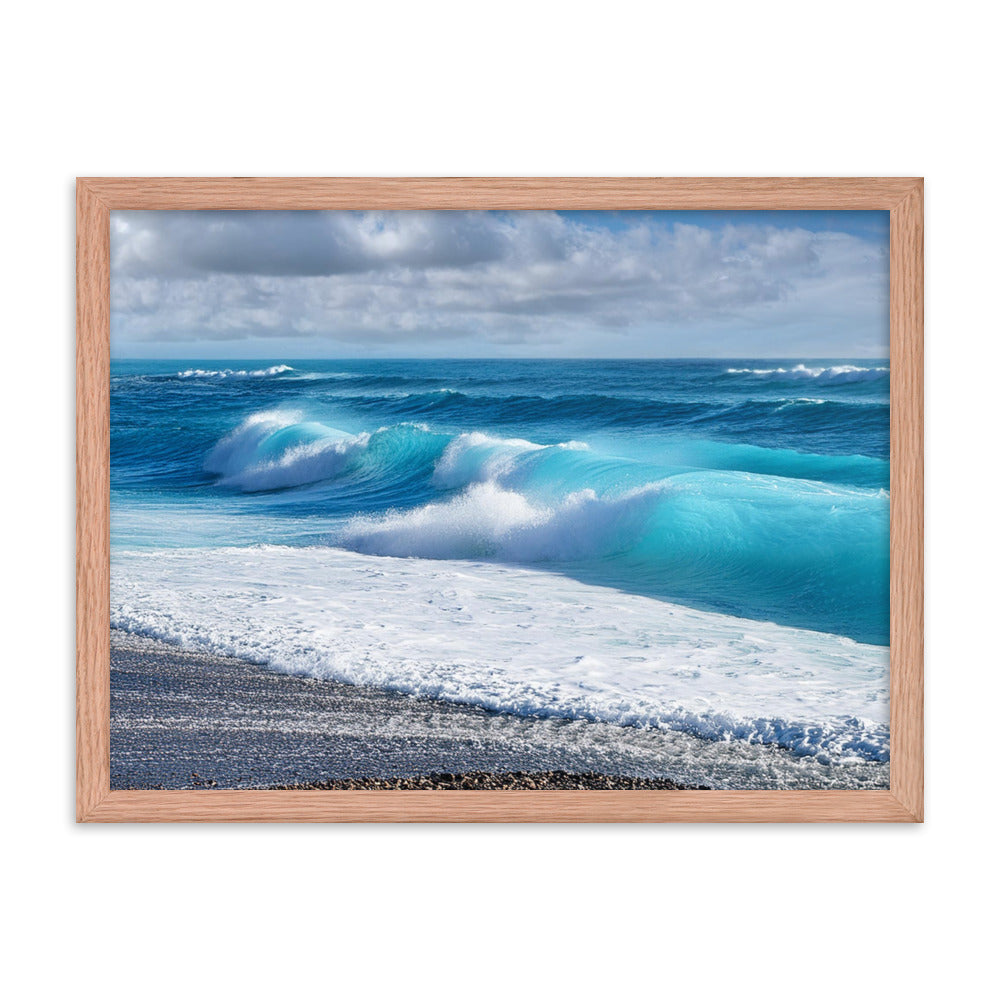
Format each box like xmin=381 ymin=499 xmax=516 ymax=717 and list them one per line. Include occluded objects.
xmin=726 ymin=363 xmax=887 ymax=384
xmin=178 ymin=364 xmax=294 ymax=379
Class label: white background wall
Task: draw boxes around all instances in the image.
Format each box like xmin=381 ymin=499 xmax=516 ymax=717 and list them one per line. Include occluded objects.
xmin=3 ymin=2 xmax=994 ymax=996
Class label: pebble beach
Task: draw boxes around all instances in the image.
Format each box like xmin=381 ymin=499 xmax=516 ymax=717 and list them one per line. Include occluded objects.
xmin=111 ymin=629 xmax=890 ymax=791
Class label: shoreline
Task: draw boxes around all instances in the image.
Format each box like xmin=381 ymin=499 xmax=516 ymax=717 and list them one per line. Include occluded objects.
xmin=112 ymin=545 xmax=890 ymax=767
xmin=111 ymin=629 xmax=705 ymax=789
xmin=111 ymin=628 xmax=889 ymax=791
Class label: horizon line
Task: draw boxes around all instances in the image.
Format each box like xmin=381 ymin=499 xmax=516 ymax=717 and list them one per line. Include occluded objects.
xmin=110 ymin=355 xmax=891 ymax=363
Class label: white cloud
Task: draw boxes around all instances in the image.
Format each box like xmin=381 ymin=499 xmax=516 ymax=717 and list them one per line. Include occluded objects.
xmin=110 ymin=210 xmax=888 ymax=357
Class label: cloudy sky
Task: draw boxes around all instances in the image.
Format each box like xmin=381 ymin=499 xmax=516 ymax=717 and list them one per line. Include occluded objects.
xmin=110 ymin=209 xmax=888 ymax=359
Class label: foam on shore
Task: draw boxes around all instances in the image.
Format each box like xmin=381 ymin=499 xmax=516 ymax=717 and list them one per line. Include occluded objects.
xmin=112 ymin=545 xmax=889 ymax=765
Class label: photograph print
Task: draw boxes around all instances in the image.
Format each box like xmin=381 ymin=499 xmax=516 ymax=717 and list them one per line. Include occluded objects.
xmin=109 ymin=207 xmax=890 ymax=791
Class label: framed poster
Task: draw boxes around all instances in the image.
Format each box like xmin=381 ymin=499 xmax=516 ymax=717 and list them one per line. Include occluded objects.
xmin=77 ymin=178 xmax=922 ymax=822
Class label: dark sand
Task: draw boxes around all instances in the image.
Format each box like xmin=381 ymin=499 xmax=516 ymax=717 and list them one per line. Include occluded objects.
xmin=111 ymin=629 xmax=890 ymax=790
xmin=110 ymin=630 xmax=700 ymax=789
xmin=271 ymin=772 xmax=693 ymax=790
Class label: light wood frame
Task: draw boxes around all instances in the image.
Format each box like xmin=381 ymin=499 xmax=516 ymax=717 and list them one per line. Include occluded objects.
xmin=77 ymin=178 xmax=923 ymax=823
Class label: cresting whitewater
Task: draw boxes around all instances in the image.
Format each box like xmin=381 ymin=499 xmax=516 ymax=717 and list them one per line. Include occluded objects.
xmin=111 ymin=358 xmax=890 ymax=784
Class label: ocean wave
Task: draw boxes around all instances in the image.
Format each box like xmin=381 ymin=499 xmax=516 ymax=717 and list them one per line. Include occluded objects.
xmin=204 ymin=413 xmax=598 ymax=495
xmin=205 ymin=407 xmax=887 ymax=500
xmin=329 ymin=389 xmax=887 ymax=443
xmin=340 ymin=479 xmax=666 ymax=562
xmin=432 ymin=431 xmax=589 ymax=490
xmin=725 ymin=363 xmax=887 ymax=384
xmin=334 ymin=462 xmax=889 ymax=642
xmin=205 ymin=412 xmax=370 ymax=491
xmin=203 ymin=411 xmax=446 ymax=492
xmin=177 ymin=364 xmax=294 ymax=379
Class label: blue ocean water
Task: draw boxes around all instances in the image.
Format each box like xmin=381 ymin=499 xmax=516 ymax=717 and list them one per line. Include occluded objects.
xmin=111 ymin=358 xmax=889 ymax=645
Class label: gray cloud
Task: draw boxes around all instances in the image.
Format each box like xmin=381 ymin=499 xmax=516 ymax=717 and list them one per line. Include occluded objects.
xmin=113 ymin=211 xmax=526 ymax=277
xmin=110 ymin=211 xmax=888 ymax=357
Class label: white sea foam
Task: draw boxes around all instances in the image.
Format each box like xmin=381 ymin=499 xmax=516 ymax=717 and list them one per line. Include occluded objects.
xmin=432 ymin=431 xmax=589 ymax=490
xmin=775 ymin=397 xmax=829 ymax=410
xmin=341 ymin=480 xmax=666 ymax=561
xmin=177 ymin=364 xmax=294 ymax=379
xmin=232 ymin=435 xmax=371 ymax=492
xmin=112 ymin=545 xmax=889 ymax=762
xmin=727 ymin=364 xmax=887 ymax=383
xmin=432 ymin=432 xmax=543 ymax=489
xmin=203 ymin=410 xmax=372 ymax=491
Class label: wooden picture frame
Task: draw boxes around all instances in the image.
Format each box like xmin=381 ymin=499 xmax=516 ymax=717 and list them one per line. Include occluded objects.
xmin=77 ymin=177 xmax=923 ymax=822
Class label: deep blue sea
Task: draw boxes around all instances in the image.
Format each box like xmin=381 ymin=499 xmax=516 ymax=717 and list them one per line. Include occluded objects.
xmin=112 ymin=358 xmax=889 ymax=643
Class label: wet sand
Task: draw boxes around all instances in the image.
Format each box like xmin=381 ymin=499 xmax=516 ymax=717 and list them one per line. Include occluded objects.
xmin=111 ymin=629 xmax=889 ymax=790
